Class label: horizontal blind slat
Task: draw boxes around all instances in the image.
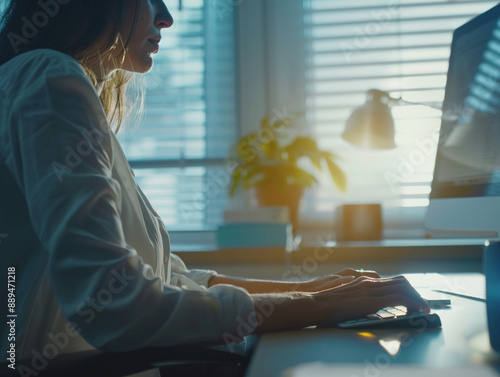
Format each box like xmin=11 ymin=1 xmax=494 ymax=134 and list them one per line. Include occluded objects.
xmin=305 ymin=0 xmax=494 ymax=12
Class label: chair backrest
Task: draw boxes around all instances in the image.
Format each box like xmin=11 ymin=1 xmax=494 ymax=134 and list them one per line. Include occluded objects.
xmin=1 ymin=344 xmax=249 ymax=377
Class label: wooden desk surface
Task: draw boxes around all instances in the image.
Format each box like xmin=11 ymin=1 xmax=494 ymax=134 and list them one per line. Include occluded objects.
xmin=175 ymin=238 xmax=485 ymax=277
xmin=245 ymin=273 xmax=500 ymax=377
xmin=175 ymin=238 xmax=484 ymax=265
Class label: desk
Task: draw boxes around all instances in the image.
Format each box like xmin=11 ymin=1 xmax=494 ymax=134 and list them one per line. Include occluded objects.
xmin=176 ymin=238 xmax=484 ymax=265
xmin=177 ymin=238 xmax=485 ymax=282
xmin=245 ymin=273 xmax=500 ymax=377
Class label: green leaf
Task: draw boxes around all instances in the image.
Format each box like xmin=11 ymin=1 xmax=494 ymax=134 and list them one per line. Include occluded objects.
xmin=260 ymin=116 xmax=270 ymax=129
xmin=291 ymin=168 xmax=318 ymax=187
xmin=285 ymin=137 xmax=318 ymax=154
xmin=322 ymin=150 xmax=343 ymax=162
xmin=229 ymin=169 xmax=242 ymax=196
xmin=262 ymin=139 xmax=281 ymax=160
xmin=269 ymin=113 xmax=296 ymax=131
xmin=284 ymin=137 xmax=323 ymax=168
xmin=326 ymin=159 xmax=347 ymax=193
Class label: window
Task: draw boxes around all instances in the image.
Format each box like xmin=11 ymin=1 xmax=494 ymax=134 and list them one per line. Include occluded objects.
xmin=119 ymin=0 xmax=238 ymax=231
xmin=258 ymin=0 xmax=499 ymax=232
xmin=127 ymin=0 xmax=498 ymax=236
xmin=7 ymin=0 xmax=491 ymax=236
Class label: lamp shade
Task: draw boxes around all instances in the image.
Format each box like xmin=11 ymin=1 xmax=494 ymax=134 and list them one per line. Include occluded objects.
xmin=342 ymin=89 xmax=396 ymax=149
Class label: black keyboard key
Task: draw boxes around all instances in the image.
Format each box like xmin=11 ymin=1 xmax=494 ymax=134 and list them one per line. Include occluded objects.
xmin=338 ymin=307 xmax=442 ymax=329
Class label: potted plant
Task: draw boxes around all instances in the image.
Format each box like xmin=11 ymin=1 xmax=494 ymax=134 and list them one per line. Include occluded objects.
xmin=228 ymin=113 xmax=346 ymax=233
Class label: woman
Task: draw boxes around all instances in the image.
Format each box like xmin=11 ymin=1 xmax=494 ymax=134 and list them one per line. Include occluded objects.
xmin=0 ymin=1 xmax=427 ymax=376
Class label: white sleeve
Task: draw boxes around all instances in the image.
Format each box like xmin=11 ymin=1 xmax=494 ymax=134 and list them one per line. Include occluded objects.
xmin=170 ymin=252 xmax=217 ymax=288
xmin=146 ymin=193 xmax=218 ymax=289
xmin=8 ymin=57 xmax=256 ymax=352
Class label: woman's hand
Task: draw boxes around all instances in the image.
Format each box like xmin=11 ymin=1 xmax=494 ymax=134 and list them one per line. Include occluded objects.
xmin=313 ymin=275 xmax=429 ymax=326
xmin=334 ymin=268 xmax=380 ymax=279
xmin=298 ymin=268 xmax=381 ymax=293
xmin=252 ymin=275 xmax=429 ymax=334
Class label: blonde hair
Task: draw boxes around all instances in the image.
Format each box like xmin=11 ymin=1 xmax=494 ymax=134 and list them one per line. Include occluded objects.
xmin=0 ymin=0 xmax=143 ymax=134
xmin=76 ymin=36 xmax=143 ymax=134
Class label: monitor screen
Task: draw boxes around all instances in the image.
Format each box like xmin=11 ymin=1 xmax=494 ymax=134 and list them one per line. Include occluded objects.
xmin=426 ymin=4 xmax=500 ymax=235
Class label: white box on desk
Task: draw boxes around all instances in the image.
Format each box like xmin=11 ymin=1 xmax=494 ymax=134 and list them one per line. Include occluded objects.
xmin=223 ymin=206 xmax=290 ymax=224
xmin=216 ymin=222 xmax=293 ymax=249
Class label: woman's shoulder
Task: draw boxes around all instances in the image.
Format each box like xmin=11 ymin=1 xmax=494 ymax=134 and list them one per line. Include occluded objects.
xmin=3 ymin=48 xmax=82 ymax=69
xmin=0 ymin=48 xmax=89 ymax=85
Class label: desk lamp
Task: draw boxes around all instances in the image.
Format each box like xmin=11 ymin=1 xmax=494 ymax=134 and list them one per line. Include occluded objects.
xmin=342 ymin=88 xmax=433 ymax=149
xmin=338 ymin=88 xmax=425 ymax=240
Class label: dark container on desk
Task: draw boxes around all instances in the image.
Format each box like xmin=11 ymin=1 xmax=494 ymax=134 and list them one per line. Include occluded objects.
xmin=335 ymin=204 xmax=382 ymax=242
xmin=484 ymin=239 xmax=500 ymax=352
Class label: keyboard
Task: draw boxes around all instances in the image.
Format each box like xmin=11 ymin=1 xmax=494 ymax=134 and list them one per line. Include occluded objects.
xmin=337 ymin=305 xmax=442 ymax=329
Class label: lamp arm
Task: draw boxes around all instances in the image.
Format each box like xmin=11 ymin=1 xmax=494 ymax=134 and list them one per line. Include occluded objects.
xmin=388 ymin=96 xmax=442 ymax=111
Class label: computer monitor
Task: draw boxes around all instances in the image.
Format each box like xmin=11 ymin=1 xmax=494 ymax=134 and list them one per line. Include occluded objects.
xmin=425 ymin=4 xmax=500 ymax=237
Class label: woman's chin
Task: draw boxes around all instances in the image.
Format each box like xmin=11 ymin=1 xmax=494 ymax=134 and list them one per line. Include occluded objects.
xmin=139 ymin=56 xmax=154 ymax=73
xmin=122 ymin=56 xmax=154 ymax=74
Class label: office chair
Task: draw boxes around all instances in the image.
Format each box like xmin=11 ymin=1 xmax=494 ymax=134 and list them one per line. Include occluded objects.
xmin=0 ymin=343 xmax=251 ymax=377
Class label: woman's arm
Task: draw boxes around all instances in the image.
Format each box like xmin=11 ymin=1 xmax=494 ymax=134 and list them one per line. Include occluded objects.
xmin=11 ymin=53 xmax=256 ymax=352
xmin=208 ymin=268 xmax=380 ymax=294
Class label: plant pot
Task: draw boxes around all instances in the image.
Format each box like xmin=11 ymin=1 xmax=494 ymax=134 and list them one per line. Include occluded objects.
xmin=254 ymin=184 xmax=304 ymax=234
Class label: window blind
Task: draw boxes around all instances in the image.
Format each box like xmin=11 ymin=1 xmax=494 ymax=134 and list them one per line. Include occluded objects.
xmin=118 ymin=0 xmax=238 ymax=230
xmin=302 ymin=0 xmax=499 ymax=227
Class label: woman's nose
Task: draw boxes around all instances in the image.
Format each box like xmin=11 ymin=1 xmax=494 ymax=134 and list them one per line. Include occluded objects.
xmin=155 ymin=3 xmax=174 ymax=29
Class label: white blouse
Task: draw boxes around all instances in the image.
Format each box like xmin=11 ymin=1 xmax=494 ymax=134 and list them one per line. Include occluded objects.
xmin=0 ymin=49 xmax=255 ymax=377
